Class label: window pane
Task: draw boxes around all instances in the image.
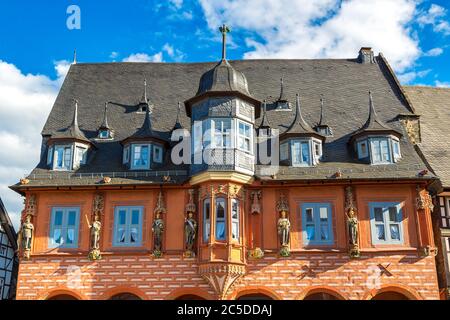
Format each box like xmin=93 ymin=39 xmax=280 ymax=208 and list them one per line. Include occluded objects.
xmin=67 ymin=211 xmax=77 ymax=226
xmin=216 ymin=222 xmax=226 ymax=240
xmin=232 ymin=222 xmax=239 ymax=239
xmin=372 ymin=140 xmax=382 ymax=163
xmin=131 ymin=210 xmax=140 ymax=225
xmin=53 ymin=228 xmax=62 ymax=244
xmin=319 ymin=207 xmax=328 ymax=222
xmin=130 ymin=227 xmax=138 ymax=243
xmin=390 ymin=224 xmax=400 ymax=240
xmin=64 ymin=147 xmax=72 ymax=168
xmin=205 ymin=202 xmax=210 ymax=220
xmin=374 ymin=208 xmax=383 ymax=222
xmin=56 ymin=147 xmax=64 ymax=168
xmin=388 ymin=207 xmax=398 ymax=222
xmin=376 ymin=225 xmax=385 ymax=240
xmin=292 ymin=141 xmax=301 ymax=164
xmin=320 ymin=224 xmax=329 ymax=240
xmin=118 ymin=228 xmax=126 ymax=243
xmin=301 ymin=142 xmax=310 ymax=163
xmin=380 ymin=139 xmax=390 ymax=162
xmin=216 ymin=200 xmax=225 ymax=218
xmin=141 ymin=146 xmax=149 ymax=165
xmin=119 ymin=210 xmax=127 ymax=225
xmin=305 ymin=208 xmax=313 ymax=222
xmin=54 ymin=211 xmax=63 ymax=225
xmin=66 ymin=228 xmax=74 ymax=244
xmin=306 ymin=225 xmax=315 ymax=240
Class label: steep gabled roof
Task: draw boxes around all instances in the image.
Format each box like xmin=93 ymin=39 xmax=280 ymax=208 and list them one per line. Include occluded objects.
xmin=404 ymin=86 xmax=450 ymax=187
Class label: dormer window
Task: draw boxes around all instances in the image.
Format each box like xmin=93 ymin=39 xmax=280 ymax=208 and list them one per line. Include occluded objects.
xmin=123 ymin=143 xmax=164 ymax=170
xmin=356 ymin=136 xmax=401 ymax=164
xmin=48 ymin=142 xmax=89 ymax=171
xmin=98 ymin=129 xmax=110 ymax=139
xmin=276 ymin=101 xmax=290 ymax=110
xmin=284 ymin=138 xmax=322 ymax=167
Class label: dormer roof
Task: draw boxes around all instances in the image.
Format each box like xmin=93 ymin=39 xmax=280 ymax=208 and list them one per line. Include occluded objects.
xmin=281 ymin=94 xmax=325 ymax=141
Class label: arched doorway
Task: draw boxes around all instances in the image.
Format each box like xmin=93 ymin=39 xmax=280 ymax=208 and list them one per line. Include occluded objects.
xmin=47 ymin=294 xmax=79 ymax=300
xmin=109 ymin=292 xmax=142 ymax=300
xmin=237 ymin=293 xmax=273 ymax=300
xmin=371 ymin=292 xmax=409 ymax=300
xmin=175 ymin=295 xmax=206 ymax=300
xmin=303 ymin=292 xmax=339 ymax=300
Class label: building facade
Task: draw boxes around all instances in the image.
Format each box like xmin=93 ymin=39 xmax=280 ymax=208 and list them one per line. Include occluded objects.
xmin=11 ymin=40 xmax=440 ymax=300
xmin=0 ymin=197 xmax=18 ymax=299
xmin=403 ymin=86 xmax=450 ymax=299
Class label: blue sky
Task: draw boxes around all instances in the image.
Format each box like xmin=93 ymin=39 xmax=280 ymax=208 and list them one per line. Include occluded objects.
xmin=0 ymin=0 xmax=449 ymax=229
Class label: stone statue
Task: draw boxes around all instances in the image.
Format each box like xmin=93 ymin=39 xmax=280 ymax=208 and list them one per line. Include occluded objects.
xmin=277 ymin=210 xmax=291 ymax=247
xmin=184 ymin=211 xmax=197 ymax=257
xmin=152 ymin=212 xmax=164 ymax=257
xmin=86 ymin=214 xmax=102 ymax=260
xmin=17 ymin=214 xmax=34 ymax=259
xmin=345 ymin=186 xmax=360 ymax=258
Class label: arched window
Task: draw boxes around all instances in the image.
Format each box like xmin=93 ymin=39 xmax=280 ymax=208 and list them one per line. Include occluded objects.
xmin=203 ymin=199 xmax=211 ymax=242
xmin=231 ymin=199 xmax=239 ymax=240
xmin=215 ymin=198 xmax=226 ymax=240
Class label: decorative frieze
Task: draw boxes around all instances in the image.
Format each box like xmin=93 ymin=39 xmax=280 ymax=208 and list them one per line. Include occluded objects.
xmin=250 ymin=190 xmax=261 ymax=215
xmin=199 ymin=263 xmax=246 ymax=299
xmin=416 ymin=186 xmax=434 ymax=211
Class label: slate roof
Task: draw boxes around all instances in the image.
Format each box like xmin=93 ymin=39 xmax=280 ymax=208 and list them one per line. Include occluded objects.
xmin=403 ymin=86 xmax=450 ymax=187
xmin=10 ymin=54 xmax=435 ymax=191
xmin=49 ymin=100 xmax=90 ymax=144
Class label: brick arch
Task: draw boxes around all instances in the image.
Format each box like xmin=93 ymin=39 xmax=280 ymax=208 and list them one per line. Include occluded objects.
xmin=165 ymin=288 xmax=215 ymax=300
xmin=99 ymin=286 xmax=147 ymax=300
xmin=228 ymin=287 xmax=283 ymax=300
xmin=363 ymin=284 xmax=423 ymax=300
xmin=40 ymin=287 xmax=87 ymax=300
xmin=296 ymin=286 xmax=348 ymax=300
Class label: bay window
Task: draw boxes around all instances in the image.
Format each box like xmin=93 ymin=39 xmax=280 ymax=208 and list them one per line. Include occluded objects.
xmin=238 ymin=121 xmax=252 ymax=153
xmin=355 ymin=136 xmax=402 ymax=164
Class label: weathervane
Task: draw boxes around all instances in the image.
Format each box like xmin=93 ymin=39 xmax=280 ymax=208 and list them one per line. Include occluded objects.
xmin=219 ymin=24 xmax=231 ymax=61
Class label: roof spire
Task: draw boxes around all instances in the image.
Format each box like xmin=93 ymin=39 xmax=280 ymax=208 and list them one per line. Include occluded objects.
xmin=73 ymin=49 xmax=77 ymax=64
xmin=100 ymin=102 xmax=110 ymax=129
xmin=144 ymin=78 xmax=148 ymax=103
xmin=278 ymin=78 xmax=287 ymax=102
xmin=258 ymin=99 xmax=271 ymax=129
xmin=172 ymin=101 xmax=183 ymax=131
xmin=219 ymin=24 xmax=231 ymax=61
xmin=71 ymin=99 xmax=79 ymax=128
xmin=318 ymin=96 xmax=325 ymax=125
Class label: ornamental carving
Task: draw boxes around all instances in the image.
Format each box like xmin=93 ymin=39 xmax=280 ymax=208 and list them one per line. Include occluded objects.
xmin=199 ymin=263 xmax=246 ymax=299
xmin=250 ymin=191 xmax=261 ymax=215
xmin=248 ymin=247 xmax=264 ymax=259
xmin=87 ymin=193 xmax=104 ymax=261
xmin=345 ymin=186 xmax=360 ymax=258
xmin=416 ymin=186 xmax=434 ymax=212
xmin=25 ymin=194 xmax=37 ymax=217
xmin=18 ymin=195 xmax=37 ymax=259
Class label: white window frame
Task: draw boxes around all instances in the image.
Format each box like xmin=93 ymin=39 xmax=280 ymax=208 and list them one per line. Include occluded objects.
xmin=99 ymin=129 xmax=110 ymax=139
xmin=291 ymin=139 xmax=312 ymax=167
xmin=203 ymin=199 xmax=211 ymax=243
xmin=211 ymin=118 xmax=232 ymax=149
xmin=280 ymin=142 xmax=289 ymax=161
xmin=53 ymin=144 xmax=73 ymax=171
xmin=113 ymin=206 xmax=143 ymax=247
xmin=49 ymin=207 xmax=80 ymax=249
xmin=47 ymin=145 xmax=54 ymax=165
xmin=131 ymin=144 xmax=151 ymax=170
xmin=73 ymin=144 xmax=88 ymax=169
xmin=237 ymin=120 xmax=253 ymax=154
xmin=357 ymin=139 xmax=369 ymax=159
xmin=370 ymin=137 xmax=392 ymax=164
xmin=369 ymin=202 xmax=404 ymax=245
xmin=392 ymin=138 xmax=401 ymax=162
xmin=231 ymin=199 xmax=240 ymax=240
xmin=123 ymin=145 xmax=130 ymax=164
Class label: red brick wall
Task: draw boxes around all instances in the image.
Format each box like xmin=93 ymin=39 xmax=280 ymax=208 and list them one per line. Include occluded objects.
xmin=16 ymin=251 xmax=439 ymax=300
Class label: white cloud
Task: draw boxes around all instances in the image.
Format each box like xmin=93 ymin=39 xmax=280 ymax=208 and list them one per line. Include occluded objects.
xmin=417 ymin=4 xmax=450 ymax=35
xmin=0 ymin=60 xmax=69 ymax=229
xmin=398 ymin=69 xmax=432 ymax=84
xmin=435 ymin=81 xmax=450 ymax=88
xmin=424 ymin=47 xmax=444 ymax=57
xmin=122 ymin=52 xmax=163 ymax=63
xmin=163 ymin=43 xmax=186 ymax=61
xmin=199 ymin=0 xmax=426 ymax=72
xmin=110 ymin=51 xmax=119 ymax=59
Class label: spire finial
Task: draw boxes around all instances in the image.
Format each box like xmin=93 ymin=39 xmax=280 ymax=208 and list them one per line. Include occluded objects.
xmin=71 ymin=98 xmax=80 ymax=129
xmin=73 ymin=49 xmax=77 ymax=64
xmin=219 ymin=24 xmax=231 ymax=61
xmin=176 ymin=101 xmax=181 ymax=123
xmin=319 ymin=95 xmax=324 ymax=125
xmin=101 ymin=102 xmax=110 ymax=129
xmin=144 ymin=78 xmax=148 ymax=103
